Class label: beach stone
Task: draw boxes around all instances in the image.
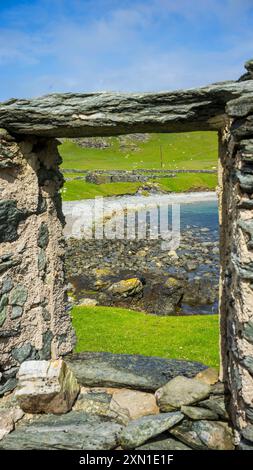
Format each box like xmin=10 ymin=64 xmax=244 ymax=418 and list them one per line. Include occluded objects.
xmin=155 ymin=376 xmax=211 ymax=411
xmin=108 ymin=278 xmax=143 ymax=298
xmin=15 ymin=359 xmax=80 ymax=414
xmin=66 ymin=352 xmax=207 ymax=392
xmin=78 ymin=298 xmax=98 ymax=307
xmin=137 ymin=434 xmax=191 ymax=450
xmin=195 ymin=368 xmax=219 ymax=385
xmin=111 ymin=389 xmax=159 ymax=420
xmin=181 ymin=405 xmax=218 ymax=420
xmin=120 ymin=411 xmax=183 ymax=449
xmin=0 ymin=411 xmax=123 ymax=450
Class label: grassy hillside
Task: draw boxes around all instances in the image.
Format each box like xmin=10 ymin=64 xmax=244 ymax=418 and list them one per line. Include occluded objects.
xmin=72 ymin=306 xmax=219 ymax=368
xmin=59 ymin=131 xmax=218 ymax=200
xmin=60 ymin=131 xmax=218 ymax=171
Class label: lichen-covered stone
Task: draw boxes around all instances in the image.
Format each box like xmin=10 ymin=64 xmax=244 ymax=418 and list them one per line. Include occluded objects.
xmin=38 ymin=249 xmax=46 ymax=271
xmin=181 ymin=405 xmax=218 ymax=420
xmin=137 ymin=434 xmax=191 ymax=450
xmin=155 ymin=376 xmax=211 ymax=411
xmin=38 ymin=330 xmax=53 ymax=360
xmin=0 ymin=411 xmax=122 ymax=450
xmin=15 ymin=359 xmax=80 ymax=414
xmin=170 ymin=419 xmax=234 ymax=450
xmin=120 ymin=412 xmax=183 ymax=449
xmin=199 ymin=396 xmax=229 ymax=420
xmin=9 ymin=285 xmax=28 ymax=306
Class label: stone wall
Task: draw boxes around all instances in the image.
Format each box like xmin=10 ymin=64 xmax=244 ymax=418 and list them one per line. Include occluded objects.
xmin=0 ymin=131 xmax=75 ymax=393
xmin=218 ymin=91 xmax=253 ymax=447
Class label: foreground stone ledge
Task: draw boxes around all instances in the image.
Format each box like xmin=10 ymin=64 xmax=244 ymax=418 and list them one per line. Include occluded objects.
xmin=15 ymin=359 xmax=80 ymax=414
xmin=0 ymin=80 xmax=253 ymax=137
xmin=66 ymin=352 xmax=207 ymax=392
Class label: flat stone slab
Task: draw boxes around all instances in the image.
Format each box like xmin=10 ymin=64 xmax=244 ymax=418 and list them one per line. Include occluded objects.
xmin=66 ymin=352 xmax=207 ymax=392
xmin=137 ymin=434 xmax=191 ymax=450
xmin=120 ymin=412 xmax=183 ymax=449
xmin=0 ymin=411 xmax=123 ymax=450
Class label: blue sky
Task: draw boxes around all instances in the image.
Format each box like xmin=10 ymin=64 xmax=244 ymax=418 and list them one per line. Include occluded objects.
xmin=0 ymin=0 xmax=253 ymax=100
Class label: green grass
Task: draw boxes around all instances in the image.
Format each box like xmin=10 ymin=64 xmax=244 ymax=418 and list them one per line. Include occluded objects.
xmin=59 ymin=131 xmax=218 ymax=171
xmin=157 ymin=173 xmax=218 ymax=193
xmin=62 ymin=180 xmax=142 ymax=201
xmin=71 ymin=306 xmax=220 ymax=368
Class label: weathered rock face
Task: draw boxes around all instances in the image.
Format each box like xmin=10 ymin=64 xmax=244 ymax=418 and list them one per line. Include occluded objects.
xmin=0 ymin=81 xmax=253 ymax=137
xmin=66 ymin=352 xmax=207 ymax=392
xmin=0 ymin=411 xmax=123 ymax=450
xmin=15 ymin=359 xmax=80 ymax=414
xmin=218 ymin=86 xmax=253 ymax=448
xmin=0 ymin=132 xmax=75 ymax=376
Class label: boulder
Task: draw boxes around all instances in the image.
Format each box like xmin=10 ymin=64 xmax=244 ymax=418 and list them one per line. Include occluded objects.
xmin=66 ymin=352 xmax=207 ymax=392
xmin=15 ymin=359 xmax=80 ymax=414
xmin=120 ymin=412 xmax=183 ymax=449
xmin=155 ymin=376 xmax=211 ymax=411
xmin=111 ymin=389 xmax=159 ymax=420
xmin=108 ymin=278 xmax=143 ymax=298
xmin=0 ymin=411 xmax=123 ymax=450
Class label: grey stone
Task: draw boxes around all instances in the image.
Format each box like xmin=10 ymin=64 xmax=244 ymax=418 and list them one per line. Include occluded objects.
xmin=238 ymin=219 xmax=253 ymax=248
xmin=66 ymin=352 xmax=207 ymax=392
xmin=38 ymin=249 xmax=46 ymax=271
xmin=11 ymin=306 xmax=23 ymax=319
xmin=0 ymin=378 xmax=17 ymax=396
xmin=235 ymin=170 xmax=253 ymax=193
xmin=169 ymin=419 xmax=206 ymax=449
xmin=0 ymin=200 xmax=27 ymax=243
xmin=9 ymin=285 xmax=28 ymax=306
xmin=227 ymin=92 xmax=253 ymax=118
xmin=181 ymin=405 xmax=218 ymax=420
xmin=238 ymin=439 xmax=253 ymax=450
xmin=12 ymin=343 xmax=32 ymax=363
xmin=242 ymin=356 xmax=253 ymax=375
xmin=0 ymin=328 xmax=20 ymax=338
xmin=137 ymin=434 xmax=191 ymax=450
xmin=242 ymin=424 xmax=253 ymax=443
xmin=38 ymin=222 xmax=49 ymax=248
xmin=242 ymin=320 xmax=253 ymax=344
xmin=246 ymin=406 xmax=253 ymax=424
xmin=211 ymin=382 xmax=225 ymax=395
xmin=199 ymin=396 xmax=229 ymax=420
xmin=170 ymin=419 xmax=234 ymax=450
xmin=0 ymin=294 xmax=8 ymax=327
xmin=0 ymin=411 xmax=123 ymax=450
xmin=0 ymin=253 xmax=20 ymax=274
xmin=155 ymin=376 xmax=211 ymax=411
xmin=120 ymin=412 xmax=183 ymax=449
xmin=0 ymin=277 xmax=13 ymax=294
xmin=0 ymin=80 xmax=253 ymax=137
xmin=38 ymin=330 xmax=53 ymax=360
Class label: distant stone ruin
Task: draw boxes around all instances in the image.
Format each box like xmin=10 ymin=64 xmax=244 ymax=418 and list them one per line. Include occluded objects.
xmin=1 ymin=59 xmax=253 ymax=447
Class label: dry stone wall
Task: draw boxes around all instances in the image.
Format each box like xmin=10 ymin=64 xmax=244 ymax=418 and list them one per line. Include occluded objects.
xmin=0 ymin=131 xmax=75 ymax=393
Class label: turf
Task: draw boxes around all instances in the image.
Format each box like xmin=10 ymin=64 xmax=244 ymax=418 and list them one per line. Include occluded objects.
xmin=59 ymin=131 xmax=218 ymax=171
xmin=71 ymin=306 xmax=220 ymax=368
